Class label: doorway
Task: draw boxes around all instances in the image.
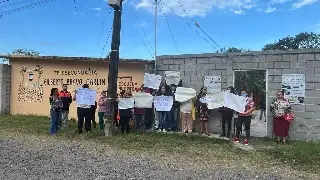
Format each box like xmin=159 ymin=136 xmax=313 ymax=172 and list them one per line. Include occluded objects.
xmin=233 ymin=70 xmax=267 ymax=137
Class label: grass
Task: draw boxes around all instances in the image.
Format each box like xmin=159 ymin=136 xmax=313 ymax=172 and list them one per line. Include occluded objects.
xmin=1 ymin=115 xmax=320 ymax=175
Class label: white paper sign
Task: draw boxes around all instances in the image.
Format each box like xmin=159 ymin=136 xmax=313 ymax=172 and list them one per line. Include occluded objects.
xmin=204 ymin=76 xmax=221 ymax=94
xmin=154 ymin=96 xmax=173 ymax=112
xmin=224 ymin=92 xmax=247 ymax=113
xmin=118 ymin=98 xmax=135 ymax=109
xmin=282 ymin=74 xmax=305 ymax=104
xmin=175 ymin=87 xmax=196 ymax=103
xmin=133 ymin=92 xmax=153 ymax=108
xmin=165 ymin=71 xmax=181 ymax=85
xmin=76 ymin=88 xmax=96 ymax=105
xmin=206 ymin=92 xmax=225 ymax=109
xmin=144 ymin=73 xmax=162 ymax=89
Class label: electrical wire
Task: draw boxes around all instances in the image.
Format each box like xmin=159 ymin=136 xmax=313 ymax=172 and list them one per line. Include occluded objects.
xmin=97 ymin=6 xmax=113 ymax=47
xmin=159 ymin=1 xmax=180 ymax=54
xmin=0 ymin=0 xmax=32 ymax=9
xmin=100 ymin=25 xmax=113 ymax=58
xmin=159 ymin=0 xmax=216 ymax=50
xmin=0 ymin=0 xmax=61 ymax=16
xmin=175 ymin=0 xmax=220 ymax=49
xmin=127 ymin=0 xmax=154 ymax=54
xmin=0 ymin=0 xmax=9 ymax=4
xmin=73 ymin=0 xmax=77 ymax=14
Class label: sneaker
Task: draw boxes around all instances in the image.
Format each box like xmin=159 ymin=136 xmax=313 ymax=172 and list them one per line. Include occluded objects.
xmin=162 ymin=129 xmax=167 ymax=133
xmin=219 ymin=133 xmax=226 ymax=137
xmin=233 ymin=137 xmax=240 ymax=143
xmin=244 ymin=139 xmax=249 ymax=146
xmin=158 ymin=129 xmax=162 ymax=133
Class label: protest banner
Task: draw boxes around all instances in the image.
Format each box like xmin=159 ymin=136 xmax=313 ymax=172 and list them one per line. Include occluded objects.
xmin=144 ymin=73 xmax=162 ymax=89
xmin=206 ymin=92 xmax=225 ymax=109
xmin=224 ymin=92 xmax=246 ymax=113
xmin=165 ymin=71 xmax=181 ymax=85
xmin=118 ymin=98 xmax=135 ymax=109
xmin=133 ymin=92 xmax=153 ymax=108
xmin=154 ymin=96 xmax=173 ymax=111
xmin=76 ymin=88 xmax=96 ymax=105
xmin=204 ymin=76 xmax=221 ymax=94
xmin=175 ymin=87 xmax=196 ymax=102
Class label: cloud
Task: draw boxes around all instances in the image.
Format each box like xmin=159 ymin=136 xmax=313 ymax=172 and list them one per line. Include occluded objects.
xmin=135 ymin=0 xmax=257 ymax=17
xmin=264 ymin=7 xmax=277 ymax=13
xmin=91 ymin=7 xmax=102 ymax=11
xmin=291 ymin=0 xmax=318 ymax=9
xmin=270 ymin=0 xmax=291 ymax=4
xmin=234 ymin=10 xmax=245 ymax=14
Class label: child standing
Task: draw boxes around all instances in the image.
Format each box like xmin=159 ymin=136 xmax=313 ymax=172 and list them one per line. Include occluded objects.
xmin=180 ymin=98 xmax=195 ymax=133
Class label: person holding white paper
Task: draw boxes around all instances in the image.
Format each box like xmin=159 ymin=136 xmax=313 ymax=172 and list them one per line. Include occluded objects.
xmin=156 ymin=85 xmax=173 ymax=132
xmin=118 ymin=90 xmax=133 ymax=134
xmin=233 ymin=89 xmax=256 ymax=145
xmin=219 ymin=86 xmax=235 ymax=138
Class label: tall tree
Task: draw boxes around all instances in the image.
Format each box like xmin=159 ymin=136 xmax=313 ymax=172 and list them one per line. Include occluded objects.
xmin=263 ymin=32 xmax=320 ymax=51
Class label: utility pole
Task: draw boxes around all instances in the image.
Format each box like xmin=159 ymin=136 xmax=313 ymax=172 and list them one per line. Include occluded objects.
xmin=154 ymin=0 xmax=158 ymax=73
xmin=105 ymin=0 xmax=123 ymax=137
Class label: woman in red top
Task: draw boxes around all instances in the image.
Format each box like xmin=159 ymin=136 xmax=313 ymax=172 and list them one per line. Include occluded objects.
xmin=233 ymin=89 xmax=256 ymax=145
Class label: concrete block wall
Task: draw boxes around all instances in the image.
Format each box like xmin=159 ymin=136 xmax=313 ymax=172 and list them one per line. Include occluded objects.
xmin=0 ymin=64 xmax=11 ymax=115
xmin=157 ymin=49 xmax=320 ymax=140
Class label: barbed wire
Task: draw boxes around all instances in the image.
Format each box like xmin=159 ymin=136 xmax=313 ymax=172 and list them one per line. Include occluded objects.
xmin=159 ymin=1 xmax=180 ymax=54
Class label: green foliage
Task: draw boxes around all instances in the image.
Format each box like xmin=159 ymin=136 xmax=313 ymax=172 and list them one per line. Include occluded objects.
xmin=11 ymin=48 xmax=40 ymax=56
xmin=216 ymin=47 xmax=250 ymax=53
xmin=263 ymin=32 xmax=320 ymax=51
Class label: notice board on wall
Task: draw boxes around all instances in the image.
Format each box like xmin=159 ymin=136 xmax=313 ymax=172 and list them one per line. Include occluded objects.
xmin=281 ymin=74 xmax=305 ymax=104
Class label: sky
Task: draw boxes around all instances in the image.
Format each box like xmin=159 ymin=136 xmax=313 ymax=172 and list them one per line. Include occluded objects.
xmin=0 ymin=0 xmax=319 ymax=60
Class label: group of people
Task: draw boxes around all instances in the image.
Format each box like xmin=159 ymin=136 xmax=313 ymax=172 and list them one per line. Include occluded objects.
xmin=48 ymin=82 xmax=293 ymax=145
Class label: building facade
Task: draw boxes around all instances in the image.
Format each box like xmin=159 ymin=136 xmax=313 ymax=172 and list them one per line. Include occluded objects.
xmin=0 ymin=55 xmax=152 ymax=119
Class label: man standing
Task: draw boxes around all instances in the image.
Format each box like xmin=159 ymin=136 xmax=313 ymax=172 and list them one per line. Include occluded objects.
xmin=58 ymin=84 xmax=72 ymax=128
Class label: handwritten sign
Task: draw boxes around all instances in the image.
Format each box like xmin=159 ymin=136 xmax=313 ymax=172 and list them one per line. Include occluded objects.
xmin=144 ymin=73 xmax=162 ymax=89
xmin=133 ymin=92 xmax=153 ymax=108
xmin=154 ymin=96 xmax=173 ymax=112
xmin=206 ymin=92 xmax=225 ymax=109
xmin=76 ymin=88 xmax=96 ymax=105
xmin=204 ymin=76 xmax=221 ymax=94
xmin=165 ymin=71 xmax=181 ymax=85
xmin=118 ymin=98 xmax=135 ymax=109
xmin=175 ymin=87 xmax=196 ymax=103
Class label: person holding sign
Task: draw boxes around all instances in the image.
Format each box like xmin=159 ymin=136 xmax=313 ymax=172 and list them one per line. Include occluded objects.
xmin=155 ymin=85 xmax=173 ymax=132
xmin=73 ymin=84 xmax=93 ymax=134
xmin=219 ymin=86 xmax=235 ymax=138
xmin=233 ymin=89 xmax=256 ymax=146
xmin=49 ymin=88 xmax=63 ymax=135
xmin=180 ymin=97 xmax=196 ymax=133
xmin=118 ymin=89 xmax=134 ymax=134
xmin=196 ymin=86 xmax=210 ymax=136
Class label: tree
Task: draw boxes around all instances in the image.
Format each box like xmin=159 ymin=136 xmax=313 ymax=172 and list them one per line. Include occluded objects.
xmin=11 ymin=49 xmax=40 ymax=56
xmin=1 ymin=49 xmax=40 ymax=64
xmin=216 ymin=47 xmax=250 ymax=53
xmin=262 ymin=32 xmax=320 ymax=51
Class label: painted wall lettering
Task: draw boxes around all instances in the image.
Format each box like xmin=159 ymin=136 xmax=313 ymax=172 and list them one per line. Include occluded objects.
xmin=43 ymin=78 xmax=106 ymax=86
xmin=53 ymin=68 xmax=97 ymax=76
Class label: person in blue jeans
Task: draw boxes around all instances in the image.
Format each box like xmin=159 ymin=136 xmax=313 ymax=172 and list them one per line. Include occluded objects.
xmin=156 ymin=85 xmax=172 ymax=132
xmin=49 ymin=88 xmax=63 ymax=135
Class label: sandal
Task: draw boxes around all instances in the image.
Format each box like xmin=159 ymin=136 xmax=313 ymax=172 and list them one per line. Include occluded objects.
xmin=206 ymin=133 xmax=210 ymax=136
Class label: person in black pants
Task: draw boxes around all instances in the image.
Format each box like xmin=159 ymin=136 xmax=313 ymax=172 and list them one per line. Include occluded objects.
xmin=73 ymin=84 xmax=92 ymax=134
xmin=219 ymin=86 xmax=235 ymax=138
xmin=118 ymin=89 xmax=133 ymax=134
xmin=91 ymin=101 xmax=97 ymax=128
